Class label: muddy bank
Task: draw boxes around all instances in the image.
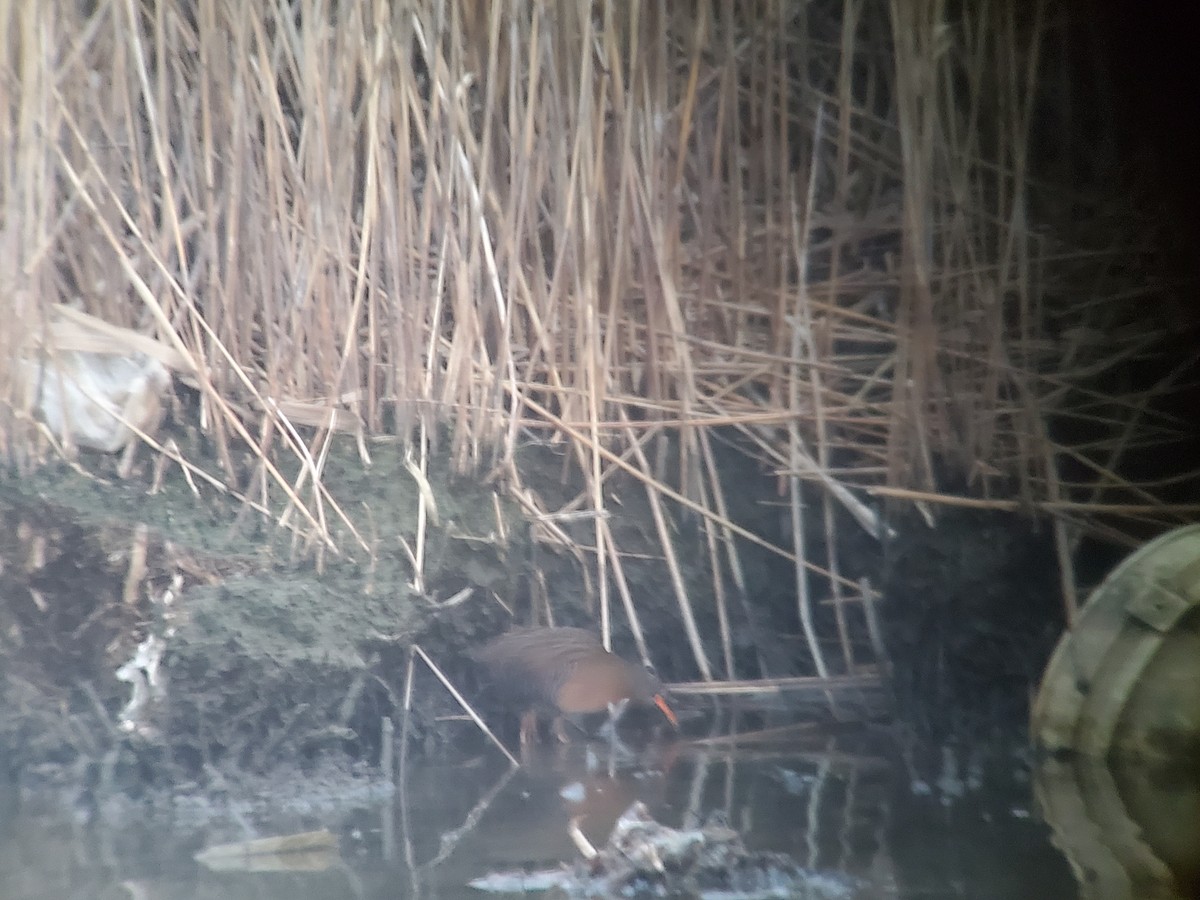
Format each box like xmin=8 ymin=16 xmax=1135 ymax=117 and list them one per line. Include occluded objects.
xmin=0 ymin=432 xmax=711 ymax=798
xmin=0 ymin=429 xmax=1066 ymax=807
xmin=1 ymin=440 xmax=488 ymax=789
xmin=879 ymin=508 xmax=1066 ymax=738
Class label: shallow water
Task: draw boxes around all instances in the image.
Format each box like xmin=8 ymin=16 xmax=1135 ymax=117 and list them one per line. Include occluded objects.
xmin=0 ymin=720 xmax=1085 ymax=900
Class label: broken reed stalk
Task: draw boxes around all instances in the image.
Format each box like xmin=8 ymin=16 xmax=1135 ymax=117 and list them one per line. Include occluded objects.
xmin=667 ymin=672 xmax=883 ymax=696
xmin=787 ymin=103 xmax=829 ymax=680
xmin=598 ymin=522 xmax=652 ymax=670
xmin=793 ymin=111 xmax=856 ymax=674
xmin=868 ymin=488 xmax=1200 ymax=519
xmin=410 ymin=643 xmax=518 ymax=768
xmin=398 ymin=648 xmax=416 ymax=775
xmin=618 ymin=409 xmax=714 ymax=682
xmin=697 ymin=428 xmax=746 ymax=678
xmin=697 ymin=475 xmax=735 ymax=680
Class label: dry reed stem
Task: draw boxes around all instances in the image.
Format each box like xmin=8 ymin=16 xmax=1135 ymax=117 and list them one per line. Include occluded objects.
xmin=667 ymin=673 xmax=883 ymax=696
xmin=2 ymin=0 xmax=1193 ymax=679
xmin=520 ymin=392 xmax=858 ymax=590
xmin=411 ymin=643 xmax=518 ymax=768
xmin=615 ymin=409 xmax=712 ymax=681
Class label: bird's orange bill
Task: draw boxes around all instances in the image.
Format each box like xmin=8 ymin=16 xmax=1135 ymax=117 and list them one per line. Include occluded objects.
xmin=653 ymin=694 xmax=679 ymax=727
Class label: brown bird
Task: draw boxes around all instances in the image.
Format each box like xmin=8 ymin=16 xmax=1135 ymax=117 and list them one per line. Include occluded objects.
xmin=473 ymin=626 xmax=678 ymax=745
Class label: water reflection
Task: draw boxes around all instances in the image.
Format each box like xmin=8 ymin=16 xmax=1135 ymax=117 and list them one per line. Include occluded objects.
xmin=390 ymin=719 xmax=1074 ymax=898
xmin=0 ymin=720 xmax=1090 ymax=900
xmin=1036 ymin=753 xmax=1200 ymax=899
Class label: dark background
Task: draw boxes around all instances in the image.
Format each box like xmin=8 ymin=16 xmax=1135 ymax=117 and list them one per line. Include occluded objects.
xmin=1099 ymin=3 xmax=1200 ymax=286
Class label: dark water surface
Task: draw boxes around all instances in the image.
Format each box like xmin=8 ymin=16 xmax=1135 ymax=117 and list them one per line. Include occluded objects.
xmin=0 ymin=721 xmax=1082 ymax=900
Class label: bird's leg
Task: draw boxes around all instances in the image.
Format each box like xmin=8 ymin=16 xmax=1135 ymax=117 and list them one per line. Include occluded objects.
xmin=519 ymin=710 xmax=539 ymax=747
xmin=553 ymin=715 xmax=572 ymax=744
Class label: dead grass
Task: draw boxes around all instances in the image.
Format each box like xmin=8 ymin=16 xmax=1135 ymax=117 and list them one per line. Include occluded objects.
xmin=2 ymin=0 xmax=1194 ymax=679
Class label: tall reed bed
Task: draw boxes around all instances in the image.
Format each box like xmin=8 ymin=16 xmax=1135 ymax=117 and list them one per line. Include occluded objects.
xmin=1 ymin=0 xmax=1193 ymax=678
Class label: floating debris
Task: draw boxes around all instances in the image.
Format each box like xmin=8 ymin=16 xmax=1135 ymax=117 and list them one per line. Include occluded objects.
xmin=21 ymin=350 xmax=170 ymax=454
xmin=116 ymin=634 xmax=169 ymax=739
xmin=773 ymin=766 xmax=817 ymax=795
xmin=467 ymin=869 xmax=572 ymax=894
xmin=469 ymin=802 xmax=860 ymax=899
xmin=194 ymin=829 xmax=339 ymax=873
